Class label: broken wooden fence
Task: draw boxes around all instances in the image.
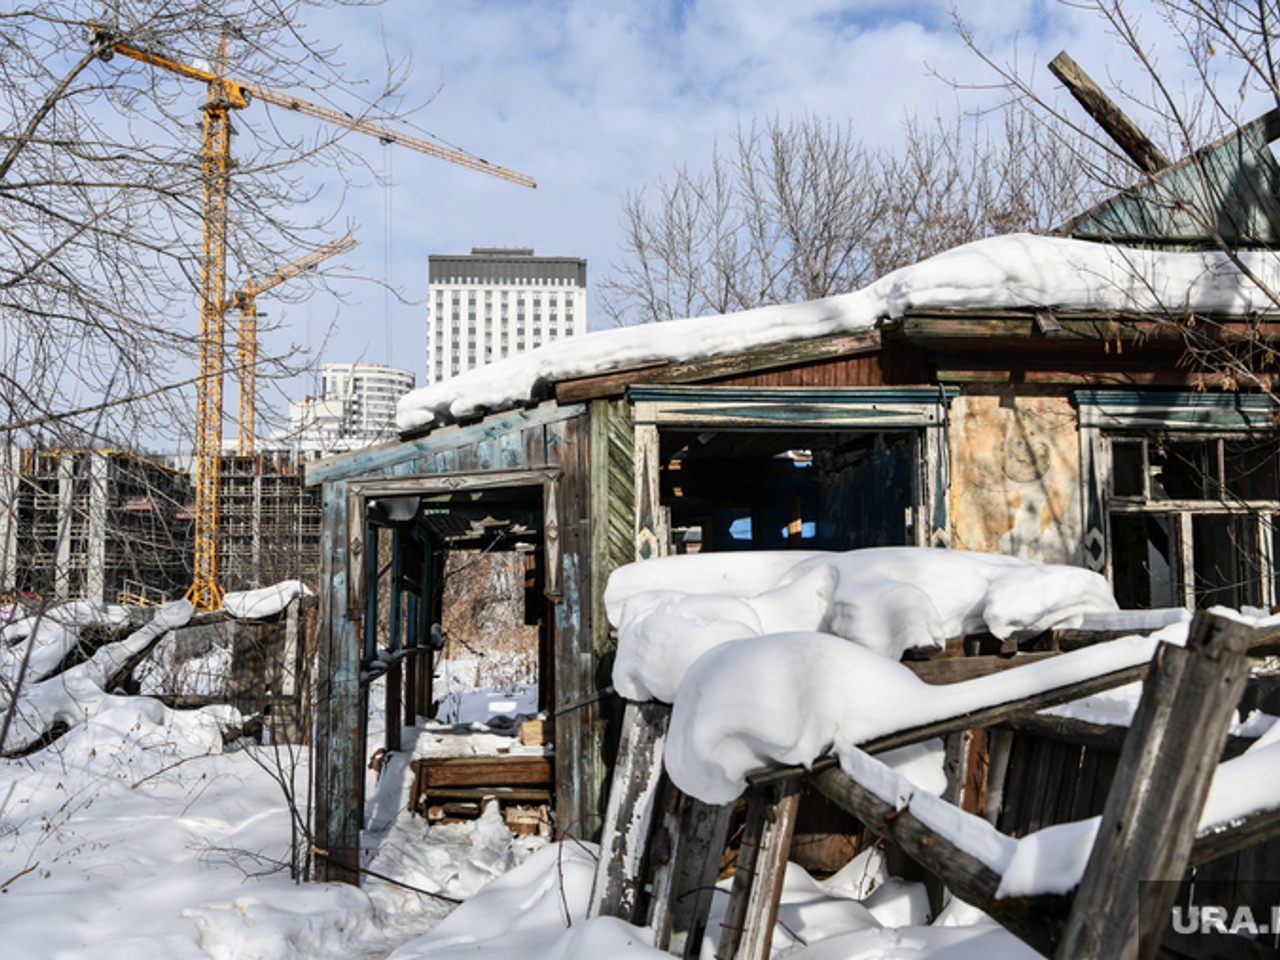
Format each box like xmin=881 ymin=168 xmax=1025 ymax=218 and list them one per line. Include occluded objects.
xmin=588 ymin=611 xmax=1280 ymax=960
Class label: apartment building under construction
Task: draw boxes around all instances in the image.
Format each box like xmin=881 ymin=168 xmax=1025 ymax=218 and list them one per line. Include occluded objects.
xmin=218 ymin=450 xmax=321 ymax=593
xmin=0 ymin=447 xmax=320 ymax=605
xmin=0 ymin=447 xmax=194 ymax=604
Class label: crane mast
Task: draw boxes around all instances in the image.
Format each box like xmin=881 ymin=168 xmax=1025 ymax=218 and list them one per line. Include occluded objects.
xmin=91 ymin=25 xmax=536 ymax=609
xmin=192 ymin=33 xmax=236 ymax=612
xmin=232 ymin=232 xmax=359 ymax=456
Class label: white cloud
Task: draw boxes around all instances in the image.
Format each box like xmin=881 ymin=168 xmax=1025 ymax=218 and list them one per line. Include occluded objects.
xmin=238 ymin=0 xmax=1267 ymax=431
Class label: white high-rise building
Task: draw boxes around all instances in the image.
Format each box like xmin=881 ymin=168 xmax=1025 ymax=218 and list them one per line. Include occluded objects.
xmin=427 ymin=247 xmax=588 ymax=384
xmin=279 ymin=361 xmax=415 ymax=455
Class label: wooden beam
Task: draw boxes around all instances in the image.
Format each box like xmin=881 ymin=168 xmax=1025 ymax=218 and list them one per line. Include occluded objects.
xmin=347 ymin=466 xmax=561 ymax=498
xmin=1049 ymin=51 xmax=1173 ymax=174
xmin=589 ymin=701 xmax=672 ymax=922
xmin=906 ymin=651 xmax=1060 ymax=685
xmin=305 ymin=402 xmax=585 ymax=486
xmin=313 ymin=479 xmax=362 ymax=884
xmin=1055 ymin=611 xmax=1253 ymax=960
xmin=807 ymin=762 xmax=1065 ymax=957
xmin=1191 ymin=806 xmax=1280 ymax=866
xmin=751 ymin=660 xmax=1151 ymax=791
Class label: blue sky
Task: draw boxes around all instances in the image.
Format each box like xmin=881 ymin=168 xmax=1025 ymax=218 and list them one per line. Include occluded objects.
xmin=168 ymin=0 xmax=1242 ymax=433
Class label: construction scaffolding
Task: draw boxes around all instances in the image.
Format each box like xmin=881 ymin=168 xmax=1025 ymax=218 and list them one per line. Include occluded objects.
xmin=218 ymin=449 xmax=321 ymax=593
xmin=4 ymin=448 xmax=194 ymax=604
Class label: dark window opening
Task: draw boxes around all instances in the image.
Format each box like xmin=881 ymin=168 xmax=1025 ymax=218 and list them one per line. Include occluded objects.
xmin=659 ymin=429 xmax=918 ymax=554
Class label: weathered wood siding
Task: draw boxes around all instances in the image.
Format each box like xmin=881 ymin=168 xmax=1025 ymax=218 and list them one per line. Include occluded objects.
xmin=710 ymin=341 xmax=930 ymax=389
xmin=948 ymin=388 xmax=1083 ymax=564
xmin=313 ymin=478 xmax=360 ymax=882
xmin=589 ymin=398 xmax=635 ymax=656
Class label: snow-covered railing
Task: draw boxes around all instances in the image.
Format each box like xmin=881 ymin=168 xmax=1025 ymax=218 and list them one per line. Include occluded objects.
xmin=590 ymin=609 xmax=1280 ymax=960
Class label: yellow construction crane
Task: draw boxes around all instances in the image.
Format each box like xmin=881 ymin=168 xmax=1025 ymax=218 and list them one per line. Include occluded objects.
xmin=89 ymin=25 xmax=536 ymax=611
xmin=230 ymin=232 xmax=358 ymax=457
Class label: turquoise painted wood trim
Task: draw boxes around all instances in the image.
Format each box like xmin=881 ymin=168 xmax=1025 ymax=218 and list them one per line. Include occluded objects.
xmin=363 ymin=519 xmax=379 ymax=661
xmin=640 ymin=402 xmax=945 ymax=428
xmin=628 ymin=385 xmax=958 ymax=405
xmin=1074 ymin=389 xmax=1280 ymax=430
xmin=389 ymin=527 xmax=404 ymax=654
xmin=305 ymin=401 xmax=587 ymax=486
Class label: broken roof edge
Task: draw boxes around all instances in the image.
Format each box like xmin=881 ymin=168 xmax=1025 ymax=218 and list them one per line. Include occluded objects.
xmin=396 ymin=234 xmax=1280 ymax=435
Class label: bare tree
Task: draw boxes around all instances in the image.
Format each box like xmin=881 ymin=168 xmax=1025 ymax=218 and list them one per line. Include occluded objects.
xmin=0 ymin=1 xmax=407 ymax=453
xmin=599 ymin=107 xmax=1108 ymax=325
xmin=955 ymin=0 xmax=1280 ymax=390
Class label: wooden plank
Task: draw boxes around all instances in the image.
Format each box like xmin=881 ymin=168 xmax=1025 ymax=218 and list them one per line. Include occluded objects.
xmin=634 ymin=422 xmax=666 ymax=561
xmin=651 ymin=794 xmax=735 ymax=960
xmin=415 ymin=756 xmax=553 ymax=788
xmin=1191 ymin=806 xmax=1280 ymax=866
xmin=981 ymin=727 xmax=1014 ymax=825
xmin=589 ymin=701 xmax=672 ymax=922
xmin=346 ymin=491 xmax=366 ymax=618
xmin=589 ymin=398 xmax=634 ymax=657
xmin=422 ymin=786 xmax=552 ymax=802
xmin=715 ymin=775 xmax=803 ymax=960
xmin=753 ymin=660 xmax=1151 ymax=792
xmin=348 ymin=466 xmax=561 ymax=498
xmin=907 ymin=651 xmax=1059 ymax=684
xmin=1055 ymin=611 xmax=1254 ymax=960
xmin=551 ymin=413 xmax=604 ymax=840
xmin=999 ymin=713 xmax=1130 ymax=754
xmin=543 ymin=476 xmax=562 ymax=600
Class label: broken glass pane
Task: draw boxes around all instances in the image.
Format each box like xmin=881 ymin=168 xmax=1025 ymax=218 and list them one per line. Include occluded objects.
xmin=1192 ymin=514 xmax=1260 ymax=609
xmin=1110 ymin=512 xmax=1178 ymax=609
xmin=1224 ymin=440 xmax=1279 ymax=501
xmin=1111 ymin=440 xmax=1145 ymax=497
xmin=1151 ymin=439 xmax=1217 ymax=500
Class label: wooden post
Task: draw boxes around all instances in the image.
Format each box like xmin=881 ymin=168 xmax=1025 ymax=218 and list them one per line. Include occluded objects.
xmin=403 ymin=591 xmax=418 ymax=730
xmin=589 ymin=700 xmax=672 ymax=921
xmin=651 ymin=794 xmax=735 ymax=960
xmin=981 ymin=727 xmax=1014 ymax=825
xmin=385 ymin=527 xmax=404 ymax=754
xmin=715 ymin=774 xmax=802 ymax=960
xmin=313 ymin=479 xmax=362 ymax=884
xmin=1048 ymin=51 xmax=1173 ymax=174
xmin=1055 ymin=611 xmax=1253 ymax=960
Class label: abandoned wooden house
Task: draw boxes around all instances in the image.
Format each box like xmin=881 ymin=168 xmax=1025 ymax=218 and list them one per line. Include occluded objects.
xmin=304 ymin=69 xmax=1280 ymax=958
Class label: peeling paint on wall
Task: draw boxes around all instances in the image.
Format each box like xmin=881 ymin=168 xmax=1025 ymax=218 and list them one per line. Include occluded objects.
xmin=949 ymin=390 xmax=1083 ymax=564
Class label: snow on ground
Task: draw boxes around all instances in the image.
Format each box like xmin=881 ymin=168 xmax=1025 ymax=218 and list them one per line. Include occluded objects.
xmin=4 ymin=551 xmax=1280 ymax=959
xmin=397 ymin=235 xmax=1280 ymax=430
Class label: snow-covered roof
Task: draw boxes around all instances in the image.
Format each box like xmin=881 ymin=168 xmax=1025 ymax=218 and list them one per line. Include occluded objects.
xmin=397 ymin=234 xmax=1280 ymax=431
